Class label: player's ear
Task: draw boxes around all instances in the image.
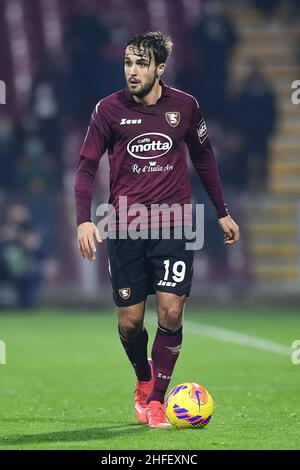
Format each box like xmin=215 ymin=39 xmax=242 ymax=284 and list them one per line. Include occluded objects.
xmin=156 ymin=63 xmax=166 ymax=78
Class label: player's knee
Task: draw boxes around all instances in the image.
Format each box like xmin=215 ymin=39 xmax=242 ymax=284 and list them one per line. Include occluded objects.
xmin=118 ymin=316 xmax=143 ymax=339
xmin=158 ymin=305 xmax=183 ymax=330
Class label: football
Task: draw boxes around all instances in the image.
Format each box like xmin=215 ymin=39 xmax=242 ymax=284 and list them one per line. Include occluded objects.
xmin=165 ymin=382 xmax=214 ymax=429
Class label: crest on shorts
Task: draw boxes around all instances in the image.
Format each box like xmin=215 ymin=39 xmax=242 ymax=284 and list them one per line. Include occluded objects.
xmin=165 ymin=112 xmax=180 ymax=128
xmin=118 ymin=287 xmax=131 ymax=300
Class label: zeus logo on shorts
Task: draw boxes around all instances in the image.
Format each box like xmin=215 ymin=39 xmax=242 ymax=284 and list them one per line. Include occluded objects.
xmin=127 ymin=133 xmax=173 ymax=159
xmin=157 ymin=280 xmax=176 ymax=287
xmin=197 ymin=119 xmax=208 ymax=144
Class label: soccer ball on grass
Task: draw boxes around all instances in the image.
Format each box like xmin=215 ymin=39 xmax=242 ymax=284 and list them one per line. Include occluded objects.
xmin=165 ymin=382 xmax=214 ymax=429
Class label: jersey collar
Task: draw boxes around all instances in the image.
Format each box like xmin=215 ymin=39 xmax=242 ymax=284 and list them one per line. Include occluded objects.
xmin=124 ymin=79 xmax=170 ymax=106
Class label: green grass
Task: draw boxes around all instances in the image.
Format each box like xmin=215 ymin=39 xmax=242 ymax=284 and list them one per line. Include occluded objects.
xmin=0 ymin=307 xmax=299 ymax=450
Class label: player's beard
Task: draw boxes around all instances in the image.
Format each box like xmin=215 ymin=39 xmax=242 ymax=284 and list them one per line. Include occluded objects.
xmin=129 ymin=72 xmax=157 ymax=99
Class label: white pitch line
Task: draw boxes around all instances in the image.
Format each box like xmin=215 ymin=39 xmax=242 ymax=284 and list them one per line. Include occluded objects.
xmin=147 ymin=314 xmax=291 ymax=357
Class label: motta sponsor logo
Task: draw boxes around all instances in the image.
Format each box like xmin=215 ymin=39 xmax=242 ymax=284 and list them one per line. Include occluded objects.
xmin=127 ymin=132 xmax=173 ymax=159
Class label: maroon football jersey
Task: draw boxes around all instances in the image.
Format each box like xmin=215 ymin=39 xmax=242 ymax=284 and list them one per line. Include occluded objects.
xmin=77 ymin=80 xmax=228 ymax=228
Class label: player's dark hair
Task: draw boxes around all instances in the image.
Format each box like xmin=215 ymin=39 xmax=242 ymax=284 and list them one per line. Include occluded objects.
xmin=125 ymin=31 xmax=173 ymax=65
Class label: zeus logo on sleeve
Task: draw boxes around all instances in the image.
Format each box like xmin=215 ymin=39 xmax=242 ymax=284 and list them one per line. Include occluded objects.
xmin=197 ymin=119 xmax=208 ymax=144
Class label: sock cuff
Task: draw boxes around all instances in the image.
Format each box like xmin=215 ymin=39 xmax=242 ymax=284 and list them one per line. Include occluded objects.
xmin=157 ymin=323 xmax=183 ymax=336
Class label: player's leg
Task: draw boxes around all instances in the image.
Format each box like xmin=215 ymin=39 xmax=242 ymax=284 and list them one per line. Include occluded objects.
xmin=108 ymin=236 xmax=151 ymax=380
xmin=145 ymin=227 xmax=193 ymax=427
xmin=107 ymin=236 xmax=153 ymax=423
xmin=150 ymin=291 xmax=185 ymax=403
xmin=146 ymin=292 xmax=186 ymax=428
xmin=118 ymin=300 xmax=151 ymax=381
xmin=118 ymin=301 xmax=154 ymax=424
xmin=156 ymin=291 xmax=185 ymax=330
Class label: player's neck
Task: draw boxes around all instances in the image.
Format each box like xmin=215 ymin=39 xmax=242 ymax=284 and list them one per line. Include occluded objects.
xmin=132 ymin=81 xmax=162 ymax=106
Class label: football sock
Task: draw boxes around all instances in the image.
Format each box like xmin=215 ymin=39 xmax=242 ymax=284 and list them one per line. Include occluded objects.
xmin=147 ymin=323 xmax=183 ymax=404
xmin=118 ymin=326 xmax=151 ymax=382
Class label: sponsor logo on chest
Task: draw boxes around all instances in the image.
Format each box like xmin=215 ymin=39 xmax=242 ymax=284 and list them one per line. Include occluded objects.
xmin=127 ymin=132 xmax=173 ymax=160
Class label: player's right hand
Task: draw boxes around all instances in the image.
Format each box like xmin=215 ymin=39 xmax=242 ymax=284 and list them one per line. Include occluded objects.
xmin=77 ymin=222 xmax=102 ymax=261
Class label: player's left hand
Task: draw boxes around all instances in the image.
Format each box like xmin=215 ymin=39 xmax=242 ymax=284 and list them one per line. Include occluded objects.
xmin=218 ymin=215 xmax=240 ymax=245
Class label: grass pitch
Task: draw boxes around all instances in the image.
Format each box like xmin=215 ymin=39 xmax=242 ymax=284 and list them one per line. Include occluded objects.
xmin=0 ymin=307 xmax=299 ymax=450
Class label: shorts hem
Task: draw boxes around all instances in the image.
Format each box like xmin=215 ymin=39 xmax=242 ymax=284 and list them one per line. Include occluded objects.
xmin=154 ymin=287 xmax=191 ymax=298
xmin=113 ymin=293 xmax=148 ymax=308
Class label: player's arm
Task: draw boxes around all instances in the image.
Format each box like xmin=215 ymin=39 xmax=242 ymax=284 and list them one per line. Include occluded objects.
xmin=75 ymin=157 xmax=102 ymax=260
xmin=185 ymin=100 xmax=239 ymax=245
xmin=75 ymin=104 xmax=110 ymax=260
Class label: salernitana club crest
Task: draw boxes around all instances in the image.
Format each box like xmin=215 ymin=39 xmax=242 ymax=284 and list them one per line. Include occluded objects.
xmin=118 ymin=288 xmax=131 ymax=300
xmin=165 ymin=112 xmax=181 ymax=128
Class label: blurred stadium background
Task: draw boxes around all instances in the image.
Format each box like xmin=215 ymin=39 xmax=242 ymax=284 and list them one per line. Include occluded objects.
xmin=0 ymin=0 xmax=300 ymax=309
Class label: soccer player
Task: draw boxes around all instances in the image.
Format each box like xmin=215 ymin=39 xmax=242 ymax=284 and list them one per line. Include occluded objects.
xmin=75 ymin=32 xmax=239 ymax=428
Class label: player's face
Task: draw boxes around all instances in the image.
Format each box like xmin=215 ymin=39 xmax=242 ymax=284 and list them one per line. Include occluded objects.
xmin=124 ymin=46 xmax=162 ymax=98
